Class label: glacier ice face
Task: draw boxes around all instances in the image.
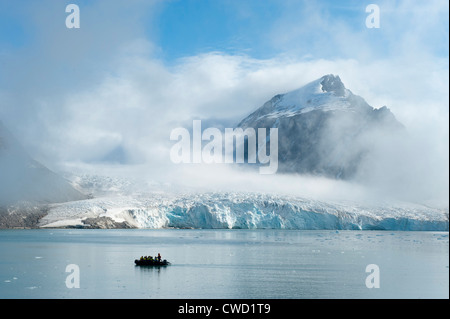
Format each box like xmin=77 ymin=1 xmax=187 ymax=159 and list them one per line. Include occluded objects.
xmin=39 ymin=190 xmax=449 ymax=231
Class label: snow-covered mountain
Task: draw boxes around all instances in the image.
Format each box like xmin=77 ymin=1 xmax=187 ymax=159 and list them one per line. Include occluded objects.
xmin=0 ymin=120 xmax=87 ymax=205
xmin=238 ymin=74 xmax=404 ymax=179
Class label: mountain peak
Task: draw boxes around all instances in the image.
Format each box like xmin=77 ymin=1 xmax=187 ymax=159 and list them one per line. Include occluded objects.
xmin=238 ymin=74 xmax=358 ymax=127
xmin=320 ymin=74 xmax=346 ymax=96
xmin=237 ymin=74 xmax=404 ymax=180
xmin=273 ymin=74 xmax=353 ymax=114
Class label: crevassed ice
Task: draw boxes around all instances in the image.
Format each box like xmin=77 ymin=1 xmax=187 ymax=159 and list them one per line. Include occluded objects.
xmin=40 ymin=192 xmax=449 ymax=231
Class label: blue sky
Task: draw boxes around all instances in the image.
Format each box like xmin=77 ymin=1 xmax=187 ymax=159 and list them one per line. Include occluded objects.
xmin=151 ymin=0 xmax=370 ymax=61
xmin=151 ymin=0 xmax=285 ymax=60
xmin=1 ymin=0 xmax=448 ymax=63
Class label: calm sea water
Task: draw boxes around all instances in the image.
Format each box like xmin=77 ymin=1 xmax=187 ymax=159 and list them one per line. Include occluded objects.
xmin=0 ymin=229 xmax=448 ymax=299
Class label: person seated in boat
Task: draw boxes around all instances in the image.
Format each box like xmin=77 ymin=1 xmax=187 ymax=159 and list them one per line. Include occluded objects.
xmin=140 ymin=256 xmax=144 ymax=261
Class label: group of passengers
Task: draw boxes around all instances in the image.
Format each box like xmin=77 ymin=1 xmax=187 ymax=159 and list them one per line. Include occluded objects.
xmin=140 ymin=253 xmax=162 ymax=262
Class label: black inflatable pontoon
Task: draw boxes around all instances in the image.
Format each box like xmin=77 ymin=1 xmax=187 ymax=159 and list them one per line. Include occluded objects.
xmin=135 ymin=259 xmax=170 ymax=266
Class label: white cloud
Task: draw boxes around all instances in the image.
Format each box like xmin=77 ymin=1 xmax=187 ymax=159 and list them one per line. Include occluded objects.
xmin=28 ymin=44 xmax=444 ymax=201
xmin=0 ymin=0 xmax=447 ymax=203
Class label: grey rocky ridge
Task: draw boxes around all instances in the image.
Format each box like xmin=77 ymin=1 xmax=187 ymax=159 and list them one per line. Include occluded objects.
xmin=237 ymin=74 xmax=404 ymax=180
xmin=0 ymin=120 xmax=88 ymax=228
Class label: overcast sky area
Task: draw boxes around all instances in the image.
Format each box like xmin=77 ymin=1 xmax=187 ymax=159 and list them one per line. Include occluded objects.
xmin=0 ymin=0 xmax=448 ymax=203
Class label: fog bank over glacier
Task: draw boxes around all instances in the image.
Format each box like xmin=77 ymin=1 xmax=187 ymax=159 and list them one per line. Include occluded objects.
xmin=37 ymin=166 xmax=448 ymax=231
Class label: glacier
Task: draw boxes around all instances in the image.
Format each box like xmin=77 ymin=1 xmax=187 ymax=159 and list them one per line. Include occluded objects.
xmin=38 ymin=178 xmax=449 ymax=231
